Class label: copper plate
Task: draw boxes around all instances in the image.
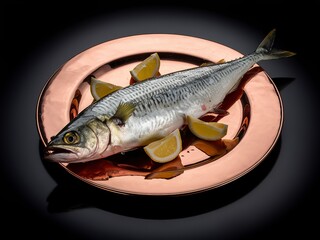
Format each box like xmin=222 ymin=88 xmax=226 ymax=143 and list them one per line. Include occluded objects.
xmin=36 ymin=34 xmax=283 ymax=196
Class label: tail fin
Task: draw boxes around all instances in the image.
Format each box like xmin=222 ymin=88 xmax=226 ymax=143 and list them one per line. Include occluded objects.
xmin=255 ymin=29 xmax=296 ymax=59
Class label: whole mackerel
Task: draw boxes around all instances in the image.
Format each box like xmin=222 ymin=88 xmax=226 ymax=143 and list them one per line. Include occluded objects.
xmin=45 ymin=29 xmax=294 ymax=163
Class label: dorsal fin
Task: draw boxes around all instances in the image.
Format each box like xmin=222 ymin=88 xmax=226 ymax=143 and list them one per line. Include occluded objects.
xmin=200 ymin=59 xmax=225 ymax=67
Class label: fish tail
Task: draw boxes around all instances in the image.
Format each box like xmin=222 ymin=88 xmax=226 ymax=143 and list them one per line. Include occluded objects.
xmin=255 ymin=29 xmax=296 ymax=59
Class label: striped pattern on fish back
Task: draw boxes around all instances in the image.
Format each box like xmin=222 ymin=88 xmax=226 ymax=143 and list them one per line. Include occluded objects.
xmin=88 ymin=54 xmax=259 ymax=118
xmin=89 ymin=65 xmax=221 ymax=117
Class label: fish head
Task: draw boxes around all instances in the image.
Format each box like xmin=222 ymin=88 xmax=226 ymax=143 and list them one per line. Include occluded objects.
xmin=44 ymin=117 xmax=111 ymax=163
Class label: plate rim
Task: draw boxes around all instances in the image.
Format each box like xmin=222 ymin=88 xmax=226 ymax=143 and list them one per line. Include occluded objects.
xmin=36 ymin=33 xmax=283 ymax=196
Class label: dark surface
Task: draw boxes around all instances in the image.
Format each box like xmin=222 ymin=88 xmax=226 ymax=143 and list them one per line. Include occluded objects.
xmin=2 ymin=2 xmax=319 ymax=239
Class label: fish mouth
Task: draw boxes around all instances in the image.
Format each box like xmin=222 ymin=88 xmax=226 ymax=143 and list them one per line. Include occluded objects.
xmin=44 ymin=146 xmax=78 ymax=162
xmin=45 ymin=146 xmax=73 ymax=155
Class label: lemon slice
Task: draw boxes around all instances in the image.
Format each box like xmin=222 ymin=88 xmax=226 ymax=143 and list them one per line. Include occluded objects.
xmin=144 ymin=129 xmax=182 ymax=163
xmin=90 ymin=77 xmax=122 ymax=101
xmin=130 ymin=53 xmax=160 ymax=81
xmin=187 ymin=115 xmax=228 ymax=141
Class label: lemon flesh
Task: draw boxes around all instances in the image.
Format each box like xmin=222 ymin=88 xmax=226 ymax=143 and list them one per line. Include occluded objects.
xmin=90 ymin=77 xmax=122 ymax=101
xmin=187 ymin=115 xmax=228 ymax=141
xmin=130 ymin=53 xmax=160 ymax=81
xmin=144 ymin=129 xmax=182 ymax=163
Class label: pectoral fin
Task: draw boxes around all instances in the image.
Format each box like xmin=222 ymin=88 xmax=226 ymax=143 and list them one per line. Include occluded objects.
xmin=111 ymin=102 xmax=136 ymax=126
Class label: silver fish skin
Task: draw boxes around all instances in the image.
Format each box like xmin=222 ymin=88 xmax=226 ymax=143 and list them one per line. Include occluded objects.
xmin=45 ymin=29 xmax=295 ymax=163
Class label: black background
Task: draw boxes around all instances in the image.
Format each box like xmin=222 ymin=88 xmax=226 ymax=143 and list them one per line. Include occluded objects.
xmin=2 ymin=1 xmax=319 ymax=239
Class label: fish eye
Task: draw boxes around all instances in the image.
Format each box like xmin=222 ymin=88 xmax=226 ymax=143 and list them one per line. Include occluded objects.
xmin=63 ymin=131 xmax=80 ymax=144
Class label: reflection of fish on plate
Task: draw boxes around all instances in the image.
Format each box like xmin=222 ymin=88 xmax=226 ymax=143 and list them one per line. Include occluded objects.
xmin=44 ymin=29 xmax=295 ymax=171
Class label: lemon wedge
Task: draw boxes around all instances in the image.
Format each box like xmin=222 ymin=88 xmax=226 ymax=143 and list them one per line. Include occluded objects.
xmin=130 ymin=53 xmax=160 ymax=81
xmin=187 ymin=115 xmax=228 ymax=141
xmin=144 ymin=129 xmax=182 ymax=163
xmin=90 ymin=77 xmax=122 ymax=101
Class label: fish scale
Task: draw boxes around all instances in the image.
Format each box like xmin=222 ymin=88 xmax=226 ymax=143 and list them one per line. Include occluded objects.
xmin=45 ymin=29 xmax=295 ymax=163
xmin=103 ymin=58 xmax=261 ymax=150
xmin=90 ymin=64 xmax=234 ymax=118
